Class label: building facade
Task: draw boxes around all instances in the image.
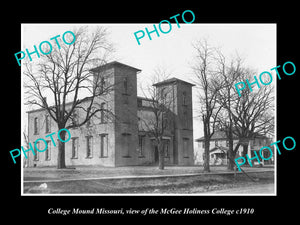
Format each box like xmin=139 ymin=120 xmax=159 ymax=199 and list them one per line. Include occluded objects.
xmin=194 ymin=130 xmax=274 ymax=166
xmin=25 ymin=61 xmax=194 ymax=167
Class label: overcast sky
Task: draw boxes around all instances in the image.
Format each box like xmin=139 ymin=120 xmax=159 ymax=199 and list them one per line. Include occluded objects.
xmin=22 ymin=23 xmax=276 ymax=140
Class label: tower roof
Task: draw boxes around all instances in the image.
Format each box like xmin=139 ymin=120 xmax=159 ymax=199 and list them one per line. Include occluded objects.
xmin=152 ymin=77 xmax=195 ymax=87
xmin=90 ymin=61 xmax=142 ymax=73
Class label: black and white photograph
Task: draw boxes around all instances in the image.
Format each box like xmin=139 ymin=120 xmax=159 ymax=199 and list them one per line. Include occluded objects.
xmin=21 ymin=23 xmax=276 ymax=195
xmin=3 ymin=4 xmax=298 ymax=221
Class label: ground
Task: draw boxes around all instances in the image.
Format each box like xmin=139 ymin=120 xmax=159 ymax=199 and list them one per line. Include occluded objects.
xmin=23 ymin=165 xmax=275 ymax=194
xmin=205 ymin=183 xmax=274 ymax=194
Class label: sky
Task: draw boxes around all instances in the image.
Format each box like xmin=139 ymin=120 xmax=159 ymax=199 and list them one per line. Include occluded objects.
xmin=21 ymin=23 xmax=276 ymax=140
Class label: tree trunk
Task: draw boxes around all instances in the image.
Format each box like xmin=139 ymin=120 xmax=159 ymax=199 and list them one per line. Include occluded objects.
xmin=203 ymin=118 xmax=210 ymax=173
xmin=227 ymin=150 xmax=235 ymax=171
xmin=158 ymin=143 xmax=165 ymax=170
xmin=227 ymin=138 xmax=235 ymax=171
xmin=57 ymin=129 xmax=66 ymax=169
xmin=242 ymin=143 xmax=249 ymax=165
xmin=228 ymin=142 xmax=241 ymax=171
xmin=203 ymin=139 xmax=210 ymax=172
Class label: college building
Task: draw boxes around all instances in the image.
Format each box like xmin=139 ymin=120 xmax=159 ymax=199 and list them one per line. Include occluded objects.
xmin=25 ymin=61 xmax=195 ymax=167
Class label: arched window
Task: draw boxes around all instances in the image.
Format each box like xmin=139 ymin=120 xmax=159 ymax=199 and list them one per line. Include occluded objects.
xmin=100 ymin=76 xmax=105 ymax=93
xmin=123 ymin=77 xmax=128 ymax=94
xmin=182 ymin=91 xmax=187 ymax=105
xmin=160 ymin=87 xmax=167 ymax=101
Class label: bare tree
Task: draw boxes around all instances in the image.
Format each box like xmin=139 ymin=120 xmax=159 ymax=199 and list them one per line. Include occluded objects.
xmin=215 ymin=53 xmax=274 ymax=170
xmin=192 ymin=39 xmax=275 ymax=171
xmin=192 ymin=40 xmax=223 ymax=172
xmin=230 ymin=75 xmax=275 ymax=160
xmin=24 ymin=26 xmax=114 ymax=169
xmin=138 ymin=67 xmax=174 ymax=170
xmin=214 ymin=51 xmax=245 ymax=170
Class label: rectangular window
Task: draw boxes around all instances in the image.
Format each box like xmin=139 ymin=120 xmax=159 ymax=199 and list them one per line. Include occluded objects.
xmin=122 ymin=133 xmax=131 ymax=157
xmin=183 ymin=138 xmax=189 ymax=158
xmin=45 ymin=140 xmax=51 ymax=161
xmin=71 ymin=137 xmax=78 ymax=159
xmin=86 ymin=136 xmax=93 ymax=158
xmin=45 ymin=115 xmax=51 ymax=133
xmin=34 ymin=117 xmax=39 ymax=135
xmin=183 ymin=111 xmax=188 ymax=129
xmin=164 ymin=139 xmax=170 ymax=158
xmin=162 ymin=112 xmax=169 ymax=130
xmin=34 ymin=142 xmax=39 ymax=161
xmin=100 ymin=134 xmax=108 ymax=158
xmin=138 ymin=135 xmax=145 ymax=157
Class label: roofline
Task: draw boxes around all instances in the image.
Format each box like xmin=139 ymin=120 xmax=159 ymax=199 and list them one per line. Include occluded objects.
xmin=209 ymin=146 xmax=229 ymax=152
xmin=153 ymin=78 xmax=196 ymax=87
xmin=195 ymin=135 xmax=269 ymax=142
xmin=90 ymin=61 xmax=141 ymax=73
xmin=26 ymin=107 xmax=47 ymax=114
xmin=26 ymin=96 xmax=92 ymax=114
xmin=195 ymin=137 xmax=238 ymax=142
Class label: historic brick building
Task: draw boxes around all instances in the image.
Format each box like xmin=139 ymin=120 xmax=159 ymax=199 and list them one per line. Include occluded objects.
xmin=25 ymin=61 xmax=194 ymax=167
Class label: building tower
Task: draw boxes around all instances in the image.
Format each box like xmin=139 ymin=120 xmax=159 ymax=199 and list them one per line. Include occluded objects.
xmin=91 ymin=61 xmax=141 ymax=166
xmin=153 ymin=78 xmax=195 ymax=165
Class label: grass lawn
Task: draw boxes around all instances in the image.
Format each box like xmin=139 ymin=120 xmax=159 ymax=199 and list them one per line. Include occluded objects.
xmin=23 ymin=165 xmax=274 ymax=181
xmin=23 ymin=166 xmax=274 ymax=194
